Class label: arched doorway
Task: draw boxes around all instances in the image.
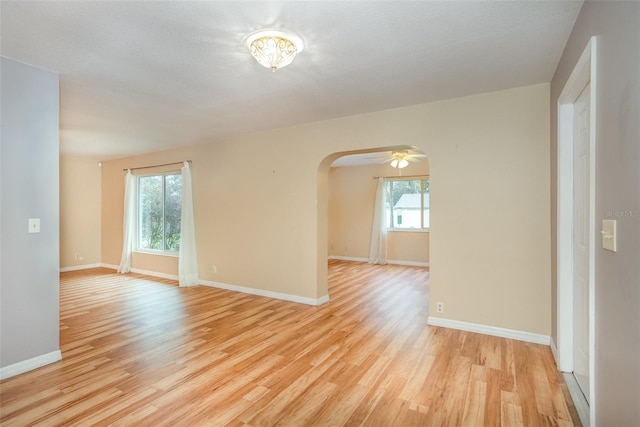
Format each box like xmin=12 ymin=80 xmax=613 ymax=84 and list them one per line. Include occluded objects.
xmin=317 ymin=146 xmax=430 ymax=300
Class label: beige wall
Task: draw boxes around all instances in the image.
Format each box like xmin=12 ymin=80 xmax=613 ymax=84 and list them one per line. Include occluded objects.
xmin=102 ymin=83 xmax=550 ymax=334
xmin=550 ymin=2 xmax=640 ymax=424
xmin=328 ymin=161 xmax=429 ymax=264
xmin=426 ymin=85 xmax=550 ymax=335
xmin=60 ymin=155 xmax=101 ymax=269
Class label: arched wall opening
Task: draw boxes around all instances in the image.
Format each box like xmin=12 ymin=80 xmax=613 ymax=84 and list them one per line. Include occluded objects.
xmin=316 ymin=145 xmax=430 ymax=301
xmin=302 ymin=83 xmax=550 ymax=338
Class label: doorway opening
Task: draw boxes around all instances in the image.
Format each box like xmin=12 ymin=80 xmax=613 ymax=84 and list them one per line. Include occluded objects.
xmin=556 ymin=36 xmax=597 ymax=427
xmin=317 ymin=146 xmax=430 ymax=301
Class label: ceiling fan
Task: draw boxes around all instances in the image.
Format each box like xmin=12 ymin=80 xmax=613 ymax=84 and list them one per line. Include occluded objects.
xmin=382 ymin=150 xmax=427 ymax=168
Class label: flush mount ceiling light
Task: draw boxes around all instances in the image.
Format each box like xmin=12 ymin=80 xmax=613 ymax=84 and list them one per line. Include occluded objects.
xmin=245 ymin=29 xmax=304 ymax=71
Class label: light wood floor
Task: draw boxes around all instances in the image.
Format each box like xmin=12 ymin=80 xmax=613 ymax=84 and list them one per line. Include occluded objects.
xmin=0 ymin=261 xmax=579 ymax=426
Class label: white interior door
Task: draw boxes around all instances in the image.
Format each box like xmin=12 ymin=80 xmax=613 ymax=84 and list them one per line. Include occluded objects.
xmin=573 ymin=83 xmax=590 ymax=403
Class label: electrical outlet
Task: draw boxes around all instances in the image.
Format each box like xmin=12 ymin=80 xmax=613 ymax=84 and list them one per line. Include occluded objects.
xmin=212 ymin=266 xmax=217 ymax=273
xmin=436 ymin=302 xmax=444 ymax=313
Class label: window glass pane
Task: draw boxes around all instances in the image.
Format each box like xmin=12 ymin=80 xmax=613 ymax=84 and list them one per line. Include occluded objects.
xmin=164 ymin=174 xmax=182 ymax=251
xmin=423 ymin=180 xmax=430 ymax=229
xmin=139 ymin=175 xmax=163 ymax=250
xmin=386 ymin=179 xmax=422 ymax=229
xmin=385 ymin=181 xmax=392 ymax=228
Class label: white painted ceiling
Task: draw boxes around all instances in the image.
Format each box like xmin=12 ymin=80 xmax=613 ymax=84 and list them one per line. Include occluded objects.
xmin=1 ymin=1 xmax=582 ymax=160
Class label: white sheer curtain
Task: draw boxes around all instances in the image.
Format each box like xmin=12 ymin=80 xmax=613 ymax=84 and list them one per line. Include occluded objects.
xmin=179 ymin=161 xmax=199 ymax=287
xmin=118 ymin=170 xmax=136 ymax=273
xmin=368 ymin=177 xmax=388 ymax=265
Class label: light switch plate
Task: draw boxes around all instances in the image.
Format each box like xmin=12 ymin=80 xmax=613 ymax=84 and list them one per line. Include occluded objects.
xmin=601 ymin=219 xmax=616 ymax=252
xmin=28 ymin=218 xmax=41 ymax=233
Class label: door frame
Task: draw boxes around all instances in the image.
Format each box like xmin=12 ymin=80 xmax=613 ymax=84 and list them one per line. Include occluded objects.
xmin=556 ymin=36 xmax=597 ymax=426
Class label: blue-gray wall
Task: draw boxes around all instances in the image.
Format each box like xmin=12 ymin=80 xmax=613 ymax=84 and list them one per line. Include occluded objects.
xmin=550 ymin=2 xmax=640 ymax=425
xmin=1 ymin=57 xmax=60 ymax=371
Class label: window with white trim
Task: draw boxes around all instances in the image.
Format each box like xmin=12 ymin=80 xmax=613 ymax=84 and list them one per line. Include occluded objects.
xmin=385 ymin=178 xmax=429 ymax=230
xmin=137 ymin=173 xmax=182 ymax=253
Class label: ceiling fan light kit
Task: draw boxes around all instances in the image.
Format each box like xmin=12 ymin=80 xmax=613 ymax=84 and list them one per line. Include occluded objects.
xmin=389 ymin=152 xmax=412 ymax=169
xmin=390 ymin=158 xmax=409 ymax=169
xmin=245 ymin=29 xmax=304 ymax=71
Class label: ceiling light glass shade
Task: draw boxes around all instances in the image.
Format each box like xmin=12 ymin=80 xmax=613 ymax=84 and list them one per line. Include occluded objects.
xmin=390 ymin=155 xmax=409 ymax=169
xmin=246 ymin=30 xmax=304 ymax=71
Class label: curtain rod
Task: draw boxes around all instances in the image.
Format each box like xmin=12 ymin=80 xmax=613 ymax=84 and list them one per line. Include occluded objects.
xmin=373 ymin=174 xmax=429 ymax=179
xmin=123 ymin=160 xmax=191 ymax=172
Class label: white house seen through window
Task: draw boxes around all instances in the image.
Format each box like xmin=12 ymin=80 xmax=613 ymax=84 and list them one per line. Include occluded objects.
xmin=138 ymin=173 xmax=182 ymax=252
xmin=385 ymin=178 xmax=429 ymax=230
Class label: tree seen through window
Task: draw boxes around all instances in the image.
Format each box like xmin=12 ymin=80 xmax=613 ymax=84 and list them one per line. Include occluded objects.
xmin=138 ymin=174 xmax=182 ymax=252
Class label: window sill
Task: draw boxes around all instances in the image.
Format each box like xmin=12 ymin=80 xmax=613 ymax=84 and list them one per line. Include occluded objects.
xmin=387 ymin=228 xmax=430 ymax=233
xmin=134 ymin=250 xmax=179 ymax=258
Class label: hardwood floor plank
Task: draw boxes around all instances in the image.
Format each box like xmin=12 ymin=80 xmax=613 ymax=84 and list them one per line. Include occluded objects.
xmin=358 ymin=375 xmax=409 ymax=426
xmin=309 ymin=382 xmax=369 ymax=426
xmin=462 ymin=379 xmax=487 ymax=426
xmin=272 ymin=380 xmax=337 ymax=427
xmin=501 ymin=390 xmax=525 ymax=427
xmin=0 ymin=263 xmax=579 ymax=426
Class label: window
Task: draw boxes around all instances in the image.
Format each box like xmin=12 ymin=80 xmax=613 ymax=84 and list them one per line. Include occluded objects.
xmin=385 ymin=178 xmax=429 ymax=230
xmin=138 ymin=173 xmax=182 ymax=252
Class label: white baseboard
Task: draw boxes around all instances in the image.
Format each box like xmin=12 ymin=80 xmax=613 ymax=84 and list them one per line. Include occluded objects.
xmin=200 ymin=279 xmax=329 ymax=306
xmin=60 ymin=263 xmax=102 ymax=273
xmin=316 ymin=294 xmax=330 ymax=305
xmin=388 ymin=259 xmax=429 ymax=267
xmin=563 ymin=372 xmax=591 ymax=427
xmin=328 ymin=256 xmax=429 ymax=267
xmin=550 ymin=337 xmax=559 ymax=364
xmin=329 ymin=255 xmax=368 ymax=263
xmin=101 ymin=263 xmax=119 ymax=270
xmin=99 ymin=265 xmax=329 ymax=306
xmin=0 ymin=350 xmax=62 ymax=380
xmin=427 ymin=316 xmax=551 ymax=345
xmin=130 ymin=268 xmax=179 ymax=281
xmin=100 ymin=264 xmax=179 ymax=280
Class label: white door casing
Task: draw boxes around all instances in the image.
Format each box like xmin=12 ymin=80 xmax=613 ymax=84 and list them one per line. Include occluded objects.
xmin=573 ymin=83 xmax=590 ymax=402
xmin=556 ymin=36 xmax=597 ymax=426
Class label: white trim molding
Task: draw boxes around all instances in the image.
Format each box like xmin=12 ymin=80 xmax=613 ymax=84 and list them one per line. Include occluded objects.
xmin=130 ymin=268 xmax=178 ymax=281
xmin=0 ymin=350 xmax=62 ymax=380
xmin=388 ymin=259 xmax=429 ymax=267
xmin=101 ymin=263 xmax=119 ymax=270
xmin=200 ymin=279 xmax=329 ymax=306
xmin=550 ymin=337 xmax=559 ymax=363
xmin=563 ymin=372 xmax=591 ymax=427
xmin=427 ymin=316 xmax=551 ymax=345
xmin=102 ymin=264 xmax=329 ymax=305
xmin=328 ymin=256 xmax=429 ymax=267
xmin=100 ymin=264 xmax=179 ymax=281
xmin=60 ymin=263 xmax=102 ymax=273
xmin=329 ymin=255 xmax=368 ymax=263
xmin=556 ymin=36 xmax=597 ymax=427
